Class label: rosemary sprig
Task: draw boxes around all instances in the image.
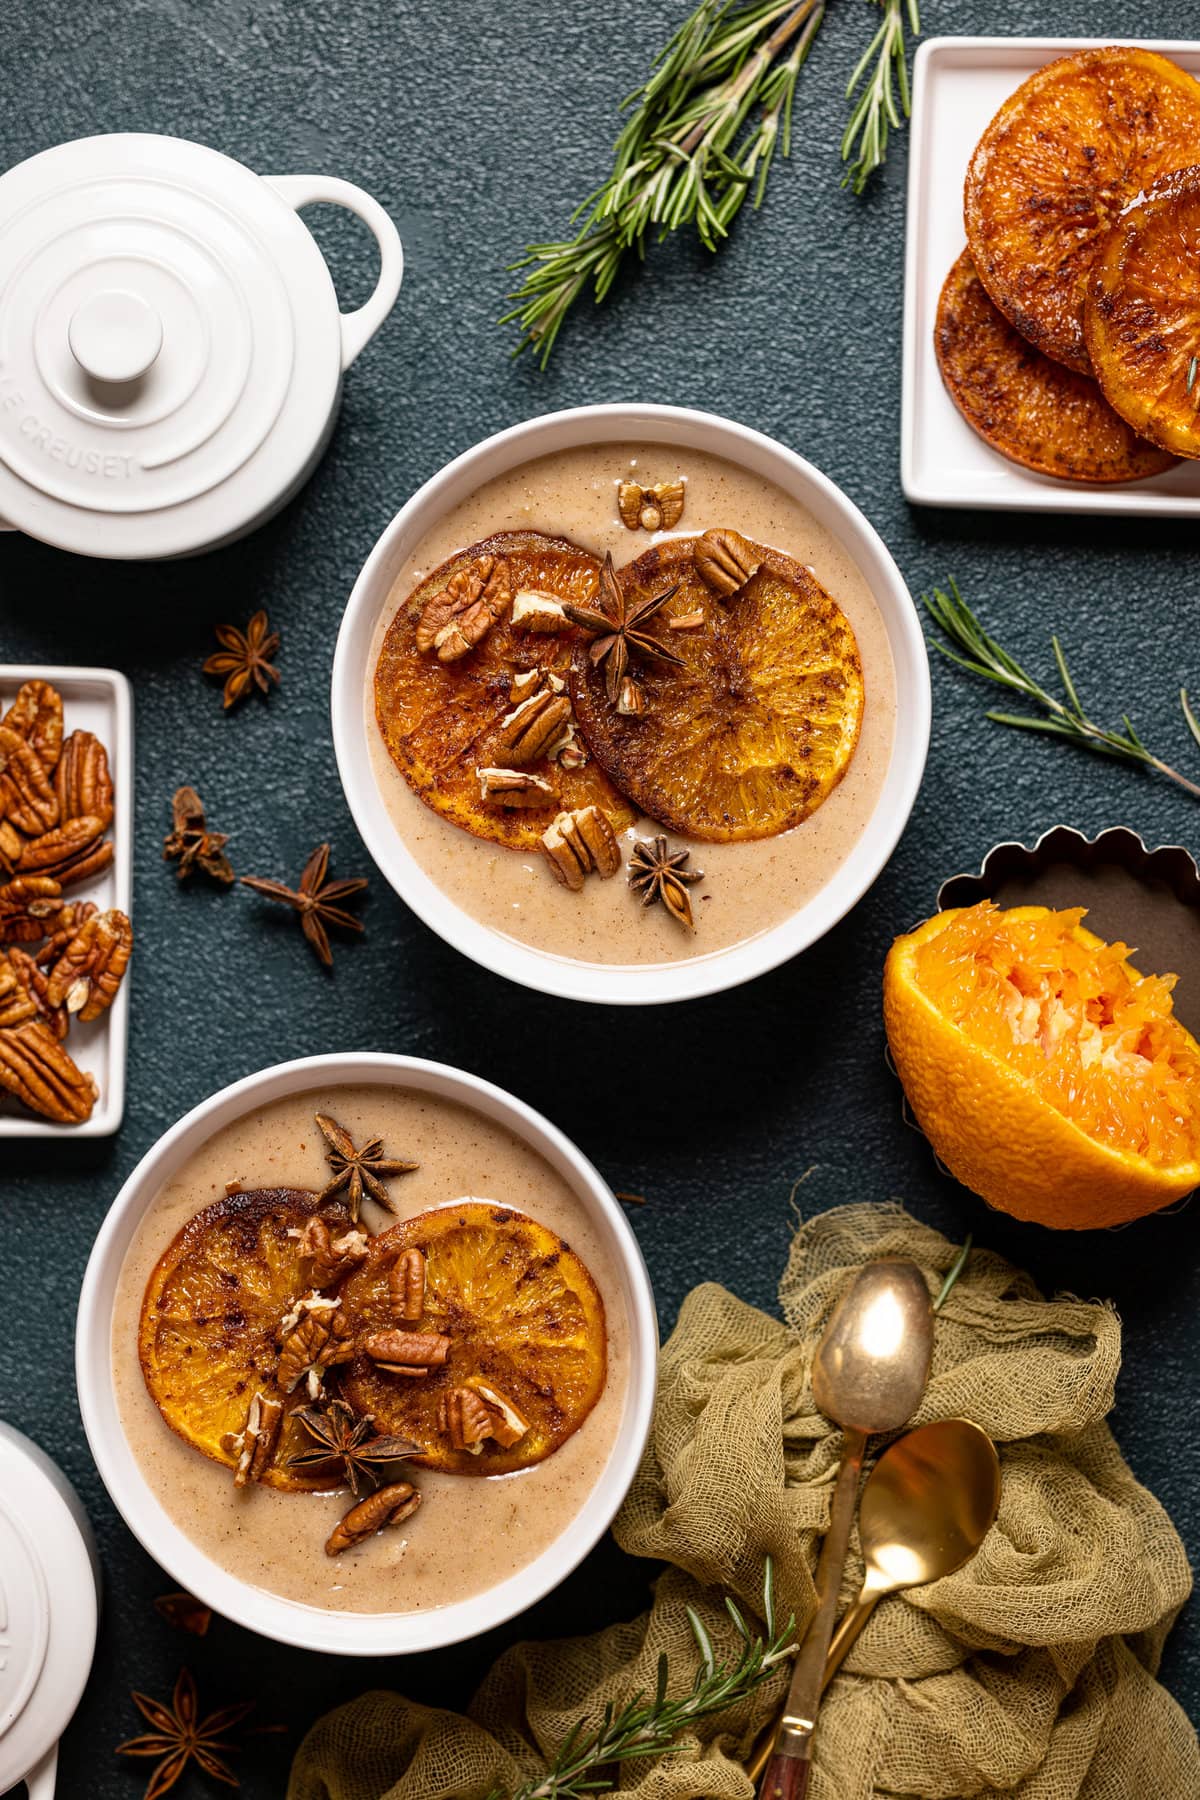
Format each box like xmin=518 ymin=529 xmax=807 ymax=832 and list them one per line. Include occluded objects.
xmin=924 ymin=579 xmax=1200 ymax=801
xmin=488 ymin=1558 xmax=795 ymax=1800
xmin=841 ymin=0 xmax=920 ymax=194
xmin=504 ymin=0 xmax=920 ymax=365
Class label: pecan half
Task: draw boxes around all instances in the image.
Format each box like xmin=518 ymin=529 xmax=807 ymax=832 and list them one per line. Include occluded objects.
xmin=439 ymin=1386 xmax=495 ymax=1453
xmin=296 ymin=1216 xmax=370 ymax=1289
xmin=477 ymin=767 xmax=557 ymax=809
xmin=54 ymin=730 xmax=114 ymax=827
xmin=0 ymin=878 xmax=63 ymax=946
xmin=466 ymin=1379 xmax=531 ymax=1448
xmin=33 ymin=901 xmax=97 ymax=968
xmin=6 ymin=949 xmax=68 ymax=1039
xmin=416 ymin=554 xmax=512 ymax=662
xmin=45 ymin=908 xmax=132 ymax=1022
xmin=497 ymin=688 xmax=572 ymax=766
xmin=3 ymin=680 xmax=63 ymax=774
xmin=539 ymin=807 xmax=621 ymax=891
xmin=0 ymin=955 xmax=37 ymax=1030
xmin=510 ymin=589 xmax=567 ymax=633
xmin=326 ymin=1480 xmax=421 ymax=1555
xmin=694 ymin=528 xmax=760 ymax=598
xmin=0 ymin=1021 xmax=96 ymax=1122
xmin=17 ymin=814 xmax=112 ymax=887
xmin=221 ymin=1391 xmax=284 ymax=1487
xmin=388 ymin=1248 xmax=426 ymax=1325
xmin=277 ymin=1302 xmax=354 ymax=1397
xmin=0 ymin=727 xmax=59 ymax=836
xmin=361 ymin=1328 xmax=451 ymax=1376
xmin=0 ymin=821 xmax=22 ymax=878
xmin=618 ymin=479 xmax=686 ymax=533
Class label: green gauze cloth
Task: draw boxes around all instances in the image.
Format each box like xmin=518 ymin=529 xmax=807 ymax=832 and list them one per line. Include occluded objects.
xmin=288 ymin=1201 xmax=1199 ymax=1799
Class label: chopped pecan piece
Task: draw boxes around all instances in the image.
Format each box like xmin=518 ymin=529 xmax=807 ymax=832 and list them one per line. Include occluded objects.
xmin=3 ymin=680 xmax=63 ymax=773
xmin=556 ymin=737 xmax=588 ymax=772
xmin=0 ymin=878 xmax=63 ymax=946
xmin=0 ymin=726 xmax=59 ymax=836
xmin=668 ymin=610 xmax=706 ymax=631
xmin=466 ymin=1379 xmax=531 ymax=1448
xmin=510 ymin=668 xmax=540 ymax=701
xmin=496 ymin=688 xmax=572 ymax=766
xmin=221 ymin=1391 xmax=284 ymax=1487
xmin=277 ymin=1301 xmax=354 ymax=1398
xmin=510 ymin=589 xmax=567 ymax=632
xmin=477 ymin=767 xmax=557 ymax=809
xmin=325 ymin=1481 xmax=421 ymax=1555
xmin=416 ymin=554 xmax=512 ymax=662
xmin=54 ymin=730 xmax=114 ymax=827
xmin=361 ymin=1328 xmax=451 ymax=1376
xmin=0 ymin=1021 xmax=96 ymax=1122
xmin=17 ymin=814 xmax=112 ymax=888
xmin=540 ymin=807 xmax=621 ymax=891
xmin=388 ymin=1248 xmax=426 ymax=1325
xmin=616 ymin=677 xmax=644 ymax=717
xmin=617 ymin=479 xmax=686 ymax=532
xmin=694 ymin=528 xmax=760 ymax=598
xmin=6 ymin=949 xmax=68 ymax=1039
xmin=45 ymin=908 xmax=132 ymax=1022
xmin=439 ymin=1386 xmax=495 ymax=1454
xmin=295 ymin=1216 xmax=370 ymax=1289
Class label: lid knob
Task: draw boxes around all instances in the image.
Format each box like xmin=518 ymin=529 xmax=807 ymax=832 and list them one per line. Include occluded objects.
xmin=67 ymin=287 xmax=163 ymax=385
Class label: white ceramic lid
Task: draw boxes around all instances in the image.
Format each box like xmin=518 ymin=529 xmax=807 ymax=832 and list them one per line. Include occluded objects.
xmin=0 ymin=1423 xmax=99 ymax=1795
xmin=0 ymin=133 xmax=403 ymax=558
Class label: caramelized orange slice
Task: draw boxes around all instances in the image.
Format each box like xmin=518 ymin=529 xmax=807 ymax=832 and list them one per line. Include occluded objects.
xmin=1085 ymin=167 xmax=1200 ymax=458
xmin=374 ymin=530 xmax=635 ymax=850
xmin=935 ymin=249 xmax=1176 ymax=483
xmin=570 ymin=536 xmax=863 ymax=842
xmin=337 ymin=1202 xmax=607 ymax=1475
xmin=139 ymin=1188 xmax=351 ymax=1492
xmin=965 ymin=47 xmax=1200 ymax=373
xmin=885 ymin=903 xmax=1200 ymax=1228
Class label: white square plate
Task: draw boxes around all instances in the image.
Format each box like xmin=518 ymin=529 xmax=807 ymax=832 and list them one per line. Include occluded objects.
xmin=0 ymin=666 xmax=133 ymax=1137
xmin=902 ymin=35 xmax=1200 ymax=515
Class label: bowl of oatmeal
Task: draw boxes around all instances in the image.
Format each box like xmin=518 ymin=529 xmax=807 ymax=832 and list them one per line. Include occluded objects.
xmin=333 ymin=404 xmax=929 ymax=1003
xmin=76 ymin=1052 xmax=657 ymax=1654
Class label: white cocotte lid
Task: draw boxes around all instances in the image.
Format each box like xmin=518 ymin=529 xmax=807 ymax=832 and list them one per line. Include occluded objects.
xmin=0 ymin=132 xmax=403 ymax=559
xmin=0 ymin=1422 xmax=100 ymax=1798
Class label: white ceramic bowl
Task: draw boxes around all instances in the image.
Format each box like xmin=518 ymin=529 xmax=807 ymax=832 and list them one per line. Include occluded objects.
xmin=76 ymin=1052 xmax=658 ymax=1656
xmin=332 ymin=404 xmax=930 ymax=1004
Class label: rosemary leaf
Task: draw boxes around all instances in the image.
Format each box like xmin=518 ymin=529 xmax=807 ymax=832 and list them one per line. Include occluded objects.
xmin=925 ymin=580 xmax=1200 ymax=801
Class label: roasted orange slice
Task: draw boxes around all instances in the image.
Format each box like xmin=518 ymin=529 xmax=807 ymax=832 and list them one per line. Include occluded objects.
xmin=569 ymin=535 xmax=863 ymax=842
xmin=374 ymin=530 xmax=635 ymax=850
xmin=337 ymin=1202 xmax=607 ymax=1476
xmin=139 ymin=1188 xmax=351 ymax=1492
xmin=1085 ymin=167 xmax=1200 ymax=458
xmin=885 ymin=903 xmax=1200 ymax=1229
xmin=964 ymin=47 xmax=1200 ymax=373
xmin=935 ymin=249 xmax=1176 ymax=483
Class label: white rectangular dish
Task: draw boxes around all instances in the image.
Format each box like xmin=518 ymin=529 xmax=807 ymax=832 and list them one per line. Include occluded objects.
xmin=901 ymin=35 xmax=1200 ymax=516
xmin=0 ymin=665 xmax=133 ymax=1137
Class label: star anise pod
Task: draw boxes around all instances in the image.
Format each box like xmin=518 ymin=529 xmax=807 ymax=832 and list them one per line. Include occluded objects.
xmin=154 ymin=1592 xmax=212 ymax=1637
xmin=628 ymin=834 xmax=704 ymax=932
xmin=116 ymin=1667 xmax=254 ymax=1798
xmin=314 ymin=1111 xmax=419 ymax=1218
xmin=241 ymin=843 xmax=367 ymax=967
xmin=163 ymin=786 xmax=234 ymax=884
xmin=288 ymin=1399 xmax=420 ymax=1497
xmin=203 ymin=609 xmax=281 ymax=710
xmin=562 ymin=552 xmax=684 ymax=706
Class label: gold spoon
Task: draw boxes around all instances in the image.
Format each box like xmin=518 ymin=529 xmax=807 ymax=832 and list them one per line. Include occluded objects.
xmin=748 ymin=1417 xmax=1001 ymax=1785
xmin=756 ymin=1259 xmax=933 ymax=1800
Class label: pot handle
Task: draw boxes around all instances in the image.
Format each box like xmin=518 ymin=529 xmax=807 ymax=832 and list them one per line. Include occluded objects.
xmin=263 ymin=174 xmax=404 ymax=371
xmin=25 ymin=1739 xmax=58 ymax=1799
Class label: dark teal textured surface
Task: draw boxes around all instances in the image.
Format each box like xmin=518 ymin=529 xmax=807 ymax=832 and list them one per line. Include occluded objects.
xmin=2 ymin=2 xmax=1199 ymax=1794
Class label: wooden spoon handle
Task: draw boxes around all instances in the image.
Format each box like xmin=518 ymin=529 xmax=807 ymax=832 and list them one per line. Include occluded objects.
xmin=757 ymin=1750 xmax=810 ymax=1800
xmin=822 ymin=1588 xmax=879 ymax=1691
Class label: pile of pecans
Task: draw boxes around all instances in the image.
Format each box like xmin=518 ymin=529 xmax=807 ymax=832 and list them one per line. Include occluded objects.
xmin=0 ymin=679 xmax=131 ymax=1123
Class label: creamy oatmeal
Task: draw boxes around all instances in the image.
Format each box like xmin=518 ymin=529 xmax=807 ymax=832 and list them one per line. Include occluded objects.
xmin=113 ymin=1083 xmax=630 ymax=1614
xmin=368 ymin=441 xmax=898 ymax=965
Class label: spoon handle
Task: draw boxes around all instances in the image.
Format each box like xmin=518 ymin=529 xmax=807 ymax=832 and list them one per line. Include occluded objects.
xmin=756 ymin=1425 xmax=868 ymax=1800
xmin=822 ymin=1586 xmax=879 ymax=1691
